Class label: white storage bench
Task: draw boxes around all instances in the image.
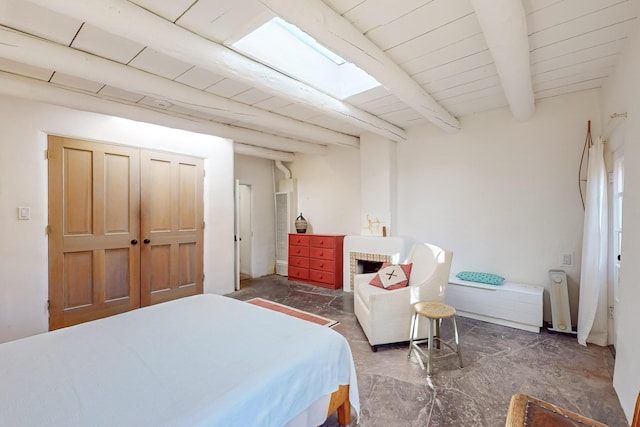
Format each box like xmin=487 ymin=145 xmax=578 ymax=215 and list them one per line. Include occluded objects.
xmin=445 ymin=275 xmax=544 ymax=333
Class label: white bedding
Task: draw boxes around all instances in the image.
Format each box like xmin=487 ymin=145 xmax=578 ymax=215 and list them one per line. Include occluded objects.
xmin=0 ymin=294 xmax=359 ymax=426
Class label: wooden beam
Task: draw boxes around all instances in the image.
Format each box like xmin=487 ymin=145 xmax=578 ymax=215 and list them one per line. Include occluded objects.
xmin=0 ymin=26 xmax=356 ymax=148
xmin=234 ymin=143 xmax=295 ymax=162
xmin=0 ymin=71 xmax=328 ymax=157
xmin=256 ymin=0 xmax=461 ymax=134
xmin=471 ymin=0 xmax=535 ymax=121
xmin=25 ymin=0 xmax=407 ymax=142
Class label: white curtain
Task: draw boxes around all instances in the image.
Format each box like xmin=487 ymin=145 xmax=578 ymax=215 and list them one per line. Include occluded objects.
xmin=577 ymin=136 xmax=609 ymax=346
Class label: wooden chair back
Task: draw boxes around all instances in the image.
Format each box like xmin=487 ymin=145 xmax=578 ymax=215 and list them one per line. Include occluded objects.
xmin=632 ymin=391 xmax=640 ymax=427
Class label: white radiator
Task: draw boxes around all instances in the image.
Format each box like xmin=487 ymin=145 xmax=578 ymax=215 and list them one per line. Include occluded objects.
xmin=548 ymin=270 xmax=575 ymax=334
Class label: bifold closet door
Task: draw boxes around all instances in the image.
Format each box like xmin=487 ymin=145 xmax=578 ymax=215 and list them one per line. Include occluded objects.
xmin=49 ymin=137 xmax=204 ymax=329
xmin=140 ymin=150 xmax=204 ymax=306
xmin=48 ymin=136 xmax=141 ymax=330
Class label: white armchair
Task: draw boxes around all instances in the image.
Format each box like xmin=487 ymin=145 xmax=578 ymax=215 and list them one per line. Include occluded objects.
xmin=353 ymin=242 xmax=453 ymax=351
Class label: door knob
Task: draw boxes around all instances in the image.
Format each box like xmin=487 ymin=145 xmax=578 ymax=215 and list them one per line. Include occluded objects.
xmin=131 ymin=239 xmax=138 ymax=245
xmin=143 ymin=239 xmax=151 ymax=244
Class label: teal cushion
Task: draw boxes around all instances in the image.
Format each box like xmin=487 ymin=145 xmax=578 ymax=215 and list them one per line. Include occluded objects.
xmin=456 ymin=271 xmax=505 ymax=285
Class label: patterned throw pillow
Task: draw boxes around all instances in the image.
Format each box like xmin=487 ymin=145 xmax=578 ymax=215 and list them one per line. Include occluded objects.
xmin=369 ymin=263 xmax=413 ymax=290
xmin=456 ymin=271 xmax=505 ymax=285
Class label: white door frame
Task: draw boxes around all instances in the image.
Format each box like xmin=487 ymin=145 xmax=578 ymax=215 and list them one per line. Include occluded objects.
xmin=239 ymin=184 xmax=252 ymax=277
xmin=234 ymin=179 xmax=240 ymax=291
xmin=611 ymin=154 xmax=624 ymax=348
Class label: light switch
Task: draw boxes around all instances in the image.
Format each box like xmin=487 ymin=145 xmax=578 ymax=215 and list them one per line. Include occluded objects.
xmin=560 ymin=252 xmax=573 ymax=267
xmin=18 ymin=206 xmax=30 ymax=220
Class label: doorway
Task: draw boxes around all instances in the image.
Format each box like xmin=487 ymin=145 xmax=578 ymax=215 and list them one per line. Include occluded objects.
xmin=238 ymin=184 xmax=253 ymax=281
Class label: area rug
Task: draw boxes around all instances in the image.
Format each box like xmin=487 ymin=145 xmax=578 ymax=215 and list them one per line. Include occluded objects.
xmin=246 ymin=297 xmax=339 ymax=328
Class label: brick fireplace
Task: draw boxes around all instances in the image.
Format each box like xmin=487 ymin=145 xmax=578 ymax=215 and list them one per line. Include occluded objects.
xmin=349 ymin=251 xmax=393 ymax=288
xmin=342 ymin=235 xmax=408 ymax=291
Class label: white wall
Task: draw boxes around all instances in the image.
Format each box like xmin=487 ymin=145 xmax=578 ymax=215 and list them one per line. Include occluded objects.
xmin=288 ymin=145 xmax=361 ymax=235
xmin=602 ymin=13 xmax=640 ymax=422
xmin=234 ymin=154 xmax=277 ymax=277
xmin=360 ymin=132 xmax=396 ymax=235
xmin=0 ymin=96 xmax=235 ymax=344
xmin=396 ymin=90 xmax=600 ymax=323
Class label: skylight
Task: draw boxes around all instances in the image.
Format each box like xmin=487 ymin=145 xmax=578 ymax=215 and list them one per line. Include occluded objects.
xmin=273 ymin=18 xmax=346 ymax=65
xmin=231 ymin=17 xmax=380 ymax=100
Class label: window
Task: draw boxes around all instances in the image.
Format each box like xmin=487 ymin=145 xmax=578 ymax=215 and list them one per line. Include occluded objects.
xmin=231 ymin=17 xmax=380 ymax=99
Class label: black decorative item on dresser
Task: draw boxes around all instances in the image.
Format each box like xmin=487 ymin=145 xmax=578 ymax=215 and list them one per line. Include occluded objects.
xmin=288 ymin=234 xmax=344 ymax=289
xmin=295 ymin=213 xmax=308 ymax=233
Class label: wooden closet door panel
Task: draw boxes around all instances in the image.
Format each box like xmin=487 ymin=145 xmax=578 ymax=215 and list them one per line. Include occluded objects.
xmin=63 ymin=148 xmax=92 ymax=235
xmin=63 ymin=251 xmax=93 ymax=308
xmin=150 ymin=244 xmax=171 ymax=291
xmin=104 ymin=248 xmax=130 ymax=300
xmin=147 ymin=159 xmax=172 ymax=231
xmin=140 ymin=150 xmax=203 ymax=306
xmin=48 ymin=136 xmax=141 ymax=330
xmin=179 ymin=242 xmax=197 ymax=285
xmin=178 ymin=163 xmax=198 ymax=230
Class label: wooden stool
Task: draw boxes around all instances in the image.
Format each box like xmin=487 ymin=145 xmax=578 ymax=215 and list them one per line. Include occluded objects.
xmin=407 ymin=302 xmax=463 ymax=375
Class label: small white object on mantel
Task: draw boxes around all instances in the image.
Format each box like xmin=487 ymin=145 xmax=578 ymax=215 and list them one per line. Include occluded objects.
xmin=361 ymin=213 xmax=390 ymax=236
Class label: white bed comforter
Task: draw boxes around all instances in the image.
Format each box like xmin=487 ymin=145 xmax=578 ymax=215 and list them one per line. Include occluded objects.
xmin=0 ymin=294 xmax=359 ymax=426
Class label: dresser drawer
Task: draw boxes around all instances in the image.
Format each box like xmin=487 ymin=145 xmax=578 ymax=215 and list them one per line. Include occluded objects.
xmin=289 ymin=256 xmax=309 ymax=269
xmin=289 ymin=234 xmax=310 ymax=246
xmin=288 ymin=266 xmax=309 ymax=280
xmin=309 ymin=269 xmax=335 ymax=285
xmin=309 ymin=258 xmax=335 ymax=273
xmin=309 ymin=235 xmax=336 ymax=249
xmin=309 ymin=247 xmax=334 ymax=261
xmin=289 ymin=245 xmax=310 ymax=258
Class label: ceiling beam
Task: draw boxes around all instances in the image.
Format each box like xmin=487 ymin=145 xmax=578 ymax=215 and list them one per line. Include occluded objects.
xmin=0 ymin=26 xmax=357 ymax=149
xmin=234 ymin=143 xmax=294 ymax=162
xmin=257 ymin=0 xmax=461 ymax=134
xmin=0 ymin=71 xmax=327 ymax=157
xmin=470 ymin=0 xmax=535 ymax=121
xmin=25 ymin=0 xmax=407 ymax=142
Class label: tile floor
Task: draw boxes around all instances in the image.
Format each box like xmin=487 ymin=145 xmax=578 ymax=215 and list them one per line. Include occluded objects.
xmin=228 ymin=275 xmax=628 ymax=427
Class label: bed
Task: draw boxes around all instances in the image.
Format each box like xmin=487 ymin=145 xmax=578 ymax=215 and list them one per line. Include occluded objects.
xmin=0 ymin=294 xmax=359 ymax=426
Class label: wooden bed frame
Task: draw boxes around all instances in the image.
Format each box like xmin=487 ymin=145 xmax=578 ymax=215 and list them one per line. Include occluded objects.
xmin=327 ymin=384 xmax=351 ymax=426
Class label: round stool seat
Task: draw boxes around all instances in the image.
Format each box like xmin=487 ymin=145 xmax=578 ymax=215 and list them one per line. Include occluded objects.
xmin=414 ymin=302 xmax=456 ymax=319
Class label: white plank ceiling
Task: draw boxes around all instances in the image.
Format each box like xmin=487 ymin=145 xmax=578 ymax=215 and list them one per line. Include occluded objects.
xmin=0 ymin=0 xmax=636 ymax=159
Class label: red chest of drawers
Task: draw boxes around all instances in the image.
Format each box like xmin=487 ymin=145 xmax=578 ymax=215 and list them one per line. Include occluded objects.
xmin=288 ymin=234 xmax=345 ymax=290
